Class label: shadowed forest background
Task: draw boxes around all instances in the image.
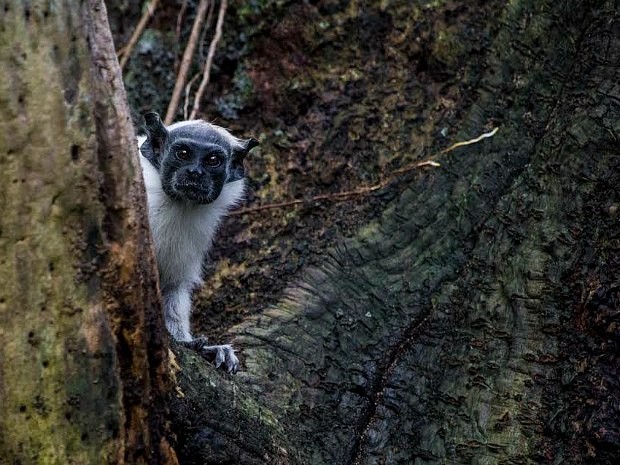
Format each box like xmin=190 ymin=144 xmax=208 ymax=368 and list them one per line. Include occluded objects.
xmin=0 ymin=1 xmax=619 ymax=464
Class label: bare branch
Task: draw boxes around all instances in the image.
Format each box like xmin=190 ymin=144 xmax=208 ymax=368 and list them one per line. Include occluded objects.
xmin=165 ymin=0 xmax=210 ymax=125
xmin=183 ymin=72 xmax=202 ymax=120
xmin=189 ymin=0 xmax=228 ymax=120
xmin=118 ymin=0 xmax=160 ymax=71
xmin=198 ymin=0 xmax=216 ymax=62
xmin=175 ymin=0 xmax=188 ymax=42
xmin=440 ymin=127 xmax=499 ymax=154
xmin=231 ymin=128 xmax=500 ymax=216
xmin=231 ymin=160 xmax=440 ymax=216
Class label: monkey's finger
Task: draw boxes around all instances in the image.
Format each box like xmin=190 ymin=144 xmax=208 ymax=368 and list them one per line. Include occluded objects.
xmin=226 ymin=350 xmax=240 ymax=374
xmin=214 ymin=347 xmax=226 ymax=368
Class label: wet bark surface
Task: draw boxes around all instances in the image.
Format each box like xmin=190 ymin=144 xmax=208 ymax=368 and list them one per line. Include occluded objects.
xmin=110 ymin=0 xmax=620 ymax=463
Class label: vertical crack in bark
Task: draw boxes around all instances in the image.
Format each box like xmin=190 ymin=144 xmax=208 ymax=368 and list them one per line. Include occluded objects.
xmin=348 ymin=3 xmax=596 ymax=463
xmin=350 ymin=311 xmax=434 ymax=465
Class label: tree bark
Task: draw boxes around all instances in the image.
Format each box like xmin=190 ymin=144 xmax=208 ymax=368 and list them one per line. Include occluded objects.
xmin=163 ymin=1 xmax=620 ymax=464
xmin=0 ymin=1 xmax=176 ymax=463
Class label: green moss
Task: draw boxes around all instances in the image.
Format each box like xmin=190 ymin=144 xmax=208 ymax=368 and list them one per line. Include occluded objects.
xmin=123 ymin=28 xmax=179 ymax=123
xmin=215 ymin=64 xmax=256 ymax=119
xmin=432 ymin=28 xmax=464 ymax=67
xmin=171 ymin=346 xmax=291 ymax=458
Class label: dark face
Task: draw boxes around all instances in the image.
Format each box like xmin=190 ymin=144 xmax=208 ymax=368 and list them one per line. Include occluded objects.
xmin=140 ymin=113 xmax=258 ymax=205
xmin=160 ymin=126 xmax=231 ymax=204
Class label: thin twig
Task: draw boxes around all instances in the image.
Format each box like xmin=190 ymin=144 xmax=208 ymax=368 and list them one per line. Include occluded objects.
xmin=182 ymin=2 xmax=215 ymax=119
xmin=441 ymin=127 xmax=499 ymax=153
xmin=198 ymin=0 xmax=216 ymax=62
xmin=189 ymin=0 xmax=228 ymax=120
xmin=172 ymin=0 xmax=188 ymax=74
xmin=165 ymin=0 xmax=210 ymax=125
xmin=175 ymin=0 xmax=188 ymax=41
xmin=118 ymin=0 xmax=160 ymax=70
xmin=183 ymin=73 xmax=202 ymax=120
xmin=231 ymin=160 xmax=440 ymax=216
xmin=231 ymin=128 xmax=499 ymax=216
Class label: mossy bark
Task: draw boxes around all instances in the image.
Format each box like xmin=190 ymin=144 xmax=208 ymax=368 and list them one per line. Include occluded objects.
xmin=163 ymin=1 xmax=620 ymax=464
xmin=0 ymin=1 xmax=176 ymax=464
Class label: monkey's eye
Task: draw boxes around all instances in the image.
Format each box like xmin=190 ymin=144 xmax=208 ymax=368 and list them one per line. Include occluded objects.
xmin=204 ymin=154 xmax=222 ymax=167
xmin=175 ymin=148 xmax=191 ymax=161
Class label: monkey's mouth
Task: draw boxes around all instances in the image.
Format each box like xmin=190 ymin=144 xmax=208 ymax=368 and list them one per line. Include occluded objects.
xmin=174 ymin=182 xmax=215 ymax=204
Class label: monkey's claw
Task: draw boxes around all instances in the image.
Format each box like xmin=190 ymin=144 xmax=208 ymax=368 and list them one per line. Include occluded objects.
xmin=202 ymin=344 xmax=239 ymax=374
xmin=185 ymin=337 xmax=239 ymax=374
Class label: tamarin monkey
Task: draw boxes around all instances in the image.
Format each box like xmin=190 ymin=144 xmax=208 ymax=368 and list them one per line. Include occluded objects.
xmin=138 ymin=112 xmax=258 ymax=373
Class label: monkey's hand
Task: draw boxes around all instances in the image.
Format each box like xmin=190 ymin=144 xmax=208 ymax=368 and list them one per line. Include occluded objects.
xmin=184 ymin=337 xmax=240 ymax=374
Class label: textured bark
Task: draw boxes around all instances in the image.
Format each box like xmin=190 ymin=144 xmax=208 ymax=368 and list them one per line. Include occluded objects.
xmin=163 ymin=1 xmax=620 ymax=464
xmin=0 ymin=1 xmax=176 ymax=464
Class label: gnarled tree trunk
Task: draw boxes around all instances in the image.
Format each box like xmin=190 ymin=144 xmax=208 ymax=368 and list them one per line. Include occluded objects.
xmin=0 ymin=1 xmax=176 ymax=463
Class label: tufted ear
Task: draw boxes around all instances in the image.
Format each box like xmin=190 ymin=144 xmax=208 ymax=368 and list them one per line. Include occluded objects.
xmin=242 ymin=137 xmax=260 ymax=153
xmin=228 ymin=138 xmax=259 ymax=183
xmin=140 ymin=112 xmax=168 ymax=168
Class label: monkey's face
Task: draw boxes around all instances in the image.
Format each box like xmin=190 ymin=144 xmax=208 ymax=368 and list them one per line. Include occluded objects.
xmin=160 ymin=135 xmax=228 ymax=204
xmin=140 ymin=114 xmax=258 ymax=205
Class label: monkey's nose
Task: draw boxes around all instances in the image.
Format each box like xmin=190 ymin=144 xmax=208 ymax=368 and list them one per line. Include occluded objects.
xmin=186 ymin=166 xmax=204 ymax=180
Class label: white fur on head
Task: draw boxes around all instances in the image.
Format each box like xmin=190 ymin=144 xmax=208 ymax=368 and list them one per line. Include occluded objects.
xmin=166 ymin=120 xmax=251 ymax=153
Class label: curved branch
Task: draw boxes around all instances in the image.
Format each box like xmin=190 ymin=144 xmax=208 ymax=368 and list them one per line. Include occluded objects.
xmin=189 ymin=0 xmax=228 ymax=120
xmin=165 ymin=0 xmax=210 ymax=125
xmin=118 ymin=0 xmax=160 ymax=70
xmin=231 ymin=128 xmax=499 ymax=216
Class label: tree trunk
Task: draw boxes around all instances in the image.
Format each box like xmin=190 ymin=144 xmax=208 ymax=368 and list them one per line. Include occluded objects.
xmin=161 ymin=1 xmax=620 ymax=464
xmin=0 ymin=2 xmax=176 ymax=463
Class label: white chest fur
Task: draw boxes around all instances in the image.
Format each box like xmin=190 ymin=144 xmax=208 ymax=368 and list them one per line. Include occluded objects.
xmin=138 ymin=150 xmax=245 ymax=290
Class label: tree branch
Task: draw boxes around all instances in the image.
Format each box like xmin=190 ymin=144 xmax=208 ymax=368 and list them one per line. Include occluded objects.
xmin=117 ymin=0 xmax=160 ymax=71
xmin=231 ymin=128 xmax=499 ymax=216
xmin=175 ymin=0 xmax=188 ymax=42
xmin=165 ymin=0 xmax=210 ymax=125
xmin=189 ymin=0 xmax=228 ymax=120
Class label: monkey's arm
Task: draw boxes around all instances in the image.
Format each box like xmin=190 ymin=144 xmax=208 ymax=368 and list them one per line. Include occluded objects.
xmin=163 ymin=284 xmax=239 ymax=374
xmin=162 ymin=284 xmax=193 ymax=342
